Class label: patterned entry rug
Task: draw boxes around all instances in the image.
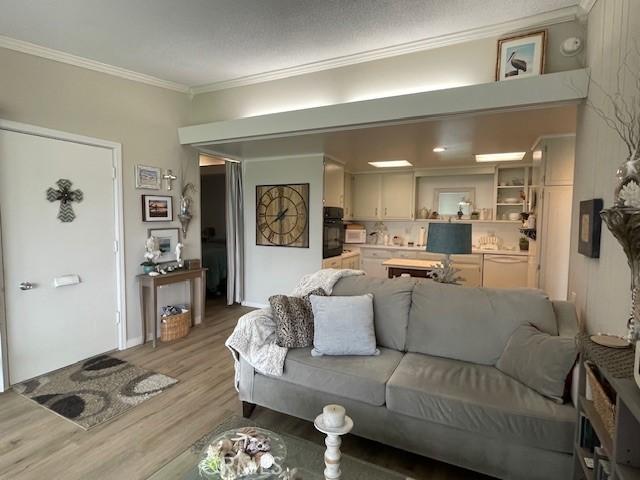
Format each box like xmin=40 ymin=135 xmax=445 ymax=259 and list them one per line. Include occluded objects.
xmin=13 ymin=354 xmax=178 ymax=430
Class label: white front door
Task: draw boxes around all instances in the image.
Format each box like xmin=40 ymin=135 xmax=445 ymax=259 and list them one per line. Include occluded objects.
xmin=0 ymin=128 xmax=119 ymax=384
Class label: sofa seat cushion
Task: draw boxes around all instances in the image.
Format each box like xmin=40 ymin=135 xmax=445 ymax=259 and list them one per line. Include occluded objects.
xmin=386 ymin=353 xmax=575 ymax=453
xmin=276 ymin=347 xmax=403 ymax=407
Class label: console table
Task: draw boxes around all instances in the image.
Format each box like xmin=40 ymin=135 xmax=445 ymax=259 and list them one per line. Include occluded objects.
xmin=137 ymin=268 xmax=207 ymax=348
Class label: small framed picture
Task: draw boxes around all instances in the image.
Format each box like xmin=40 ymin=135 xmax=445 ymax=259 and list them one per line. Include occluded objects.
xmin=148 ymin=228 xmax=179 ymax=263
xmin=142 ymin=195 xmax=173 ymax=222
xmin=578 ymin=199 xmax=604 ymax=258
xmin=135 ymin=164 xmax=161 ymax=190
xmin=496 ymin=30 xmax=547 ymax=81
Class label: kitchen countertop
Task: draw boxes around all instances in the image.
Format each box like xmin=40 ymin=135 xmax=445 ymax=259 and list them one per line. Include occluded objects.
xmin=382 ymin=258 xmax=441 ymax=270
xmin=349 ymin=243 xmax=530 ymax=256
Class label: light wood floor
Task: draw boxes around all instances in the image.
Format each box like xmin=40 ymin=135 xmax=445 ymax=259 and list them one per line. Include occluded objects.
xmin=0 ymin=298 xmax=490 ymax=479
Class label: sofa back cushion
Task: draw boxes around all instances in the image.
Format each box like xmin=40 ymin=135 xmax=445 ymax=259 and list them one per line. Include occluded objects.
xmin=331 ymin=276 xmax=416 ymax=351
xmin=407 ymin=281 xmax=558 ymax=365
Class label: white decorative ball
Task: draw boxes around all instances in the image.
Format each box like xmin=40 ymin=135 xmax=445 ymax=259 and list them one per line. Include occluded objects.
xmin=260 ymin=453 xmax=274 ymax=469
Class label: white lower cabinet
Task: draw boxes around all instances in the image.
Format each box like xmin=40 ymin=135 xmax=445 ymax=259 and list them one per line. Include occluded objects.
xmin=322 ymin=253 xmax=361 ymax=270
xmin=482 ymin=255 xmax=529 ymax=288
xmin=359 ymin=249 xmax=391 ymax=278
xmin=322 ymin=256 xmax=342 ymax=269
xmin=360 ymin=257 xmax=388 ymax=278
xmin=342 ymin=254 xmax=360 ymax=270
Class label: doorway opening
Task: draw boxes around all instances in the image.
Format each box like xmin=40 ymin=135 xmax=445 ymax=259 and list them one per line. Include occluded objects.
xmin=199 ymin=154 xmax=227 ymax=308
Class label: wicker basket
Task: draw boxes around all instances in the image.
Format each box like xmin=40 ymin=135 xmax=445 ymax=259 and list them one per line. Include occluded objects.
xmin=585 ymin=362 xmax=616 ymax=438
xmin=160 ymin=310 xmax=191 ymax=342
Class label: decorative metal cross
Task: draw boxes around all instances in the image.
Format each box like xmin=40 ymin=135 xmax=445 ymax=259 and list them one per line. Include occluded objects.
xmin=46 ymin=179 xmax=83 ymax=222
xmin=163 ymin=169 xmax=177 ymax=190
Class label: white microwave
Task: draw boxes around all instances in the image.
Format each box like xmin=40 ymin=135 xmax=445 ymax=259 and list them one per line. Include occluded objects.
xmin=345 ymin=228 xmax=367 ymax=244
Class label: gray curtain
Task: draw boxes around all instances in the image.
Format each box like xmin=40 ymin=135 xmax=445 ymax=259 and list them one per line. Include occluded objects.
xmin=225 ymin=162 xmax=244 ymax=305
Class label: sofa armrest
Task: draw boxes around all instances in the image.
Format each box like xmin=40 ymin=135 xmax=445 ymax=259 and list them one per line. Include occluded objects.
xmin=552 ymin=301 xmax=579 ymax=338
xmin=238 ymin=356 xmax=255 ymax=403
xmin=552 ymin=301 xmax=580 ymax=407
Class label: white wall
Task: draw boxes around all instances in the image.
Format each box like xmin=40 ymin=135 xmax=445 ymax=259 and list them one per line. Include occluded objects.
xmin=0 ymin=47 xmax=199 ymax=347
xmin=243 ymin=155 xmax=324 ymax=306
xmin=569 ymin=0 xmax=640 ymax=335
xmin=416 ymin=174 xmax=495 ymax=213
xmin=190 ymin=21 xmax=585 ymax=124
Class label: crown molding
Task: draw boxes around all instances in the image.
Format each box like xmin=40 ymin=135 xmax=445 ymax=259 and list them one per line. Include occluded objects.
xmin=0 ymin=5 xmax=580 ymax=96
xmin=578 ymin=0 xmax=598 ymax=15
xmin=190 ymin=6 xmax=579 ymax=95
xmin=0 ymin=35 xmax=190 ymax=93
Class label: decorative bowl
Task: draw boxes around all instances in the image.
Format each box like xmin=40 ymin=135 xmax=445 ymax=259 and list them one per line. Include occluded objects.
xmin=198 ymin=427 xmax=287 ymax=480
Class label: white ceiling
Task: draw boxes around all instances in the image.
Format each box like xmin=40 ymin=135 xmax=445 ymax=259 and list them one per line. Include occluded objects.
xmin=0 ymin=0 xmax=578 ymax=89
xmin=200 ymin=105 xmax=577 ymax=171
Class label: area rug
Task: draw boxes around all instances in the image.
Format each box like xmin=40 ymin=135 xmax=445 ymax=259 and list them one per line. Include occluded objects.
xmin=13 ymin=354 xmax=178 ymax=430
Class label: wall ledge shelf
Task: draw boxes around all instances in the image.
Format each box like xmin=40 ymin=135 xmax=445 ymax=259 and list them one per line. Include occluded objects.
xmin=179 ymin=69 xmax=589 ymax=147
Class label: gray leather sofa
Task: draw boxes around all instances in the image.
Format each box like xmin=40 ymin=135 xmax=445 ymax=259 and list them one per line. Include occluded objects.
xmin=238 ymin=277 xmax=578 ymax=480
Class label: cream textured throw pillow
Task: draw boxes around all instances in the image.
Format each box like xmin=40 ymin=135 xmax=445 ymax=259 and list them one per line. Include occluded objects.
xmin=496 ymin=324 xmax=577 ymax=403
xmin=309 ymin=293 xmax=379 ymax=357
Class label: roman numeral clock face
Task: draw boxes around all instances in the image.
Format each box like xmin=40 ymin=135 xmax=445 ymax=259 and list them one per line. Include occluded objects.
xmin=256 ymin=183 xmax=309 ymax=248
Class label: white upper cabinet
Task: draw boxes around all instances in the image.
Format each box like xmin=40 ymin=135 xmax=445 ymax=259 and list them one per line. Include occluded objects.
xmin=352 ymin=174 xmax=381 ymax=220
xmin=535 ymin=135 xmax=575 ymax=186
xmin=351 ymin=172 xmax=415 ymax=220
xmin=343 ymin=172 xmax=353 ymax=220
xmin=323 ymin=158 xmax=345 ymax=208
xmin=381 ymin=172 xmax=414 ymax=219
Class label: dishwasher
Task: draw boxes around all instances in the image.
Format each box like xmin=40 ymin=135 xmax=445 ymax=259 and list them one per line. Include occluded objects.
xmin=482 ymin=254 xmax=529 ymax=288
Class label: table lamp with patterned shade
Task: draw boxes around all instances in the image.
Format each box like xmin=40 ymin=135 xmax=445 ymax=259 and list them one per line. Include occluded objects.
xmin=426 ymin=222 xmax=472 ymax=284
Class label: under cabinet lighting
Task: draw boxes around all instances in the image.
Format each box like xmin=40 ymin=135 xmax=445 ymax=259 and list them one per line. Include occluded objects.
xmin=433 ymin=147 xmax=447 ymax=153
xmin=368 ymin=160 xmax=413 ymax=168
xmin=475 ymin=152 xmax=526 ymax=163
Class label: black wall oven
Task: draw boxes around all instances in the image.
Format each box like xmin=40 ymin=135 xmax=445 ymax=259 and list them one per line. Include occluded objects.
xmin=323 ymin=207 xmax=344 ymax=259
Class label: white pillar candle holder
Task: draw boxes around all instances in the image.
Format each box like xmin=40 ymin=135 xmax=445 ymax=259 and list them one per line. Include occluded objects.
xmin=314 ymin=405 xmax=354 ymax=480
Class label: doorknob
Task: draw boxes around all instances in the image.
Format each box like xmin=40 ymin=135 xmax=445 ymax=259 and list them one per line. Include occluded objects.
xmin=19 ymin=282 xmax=34 ymax=291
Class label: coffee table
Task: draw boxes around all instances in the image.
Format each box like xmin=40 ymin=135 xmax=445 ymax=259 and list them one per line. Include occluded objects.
xmin=147 ymin=416 xmax=409 ymax=479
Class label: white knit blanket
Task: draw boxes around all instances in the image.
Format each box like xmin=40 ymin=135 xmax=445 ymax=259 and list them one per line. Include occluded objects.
xmin=225 ymin=268 xmax=364 ymax=387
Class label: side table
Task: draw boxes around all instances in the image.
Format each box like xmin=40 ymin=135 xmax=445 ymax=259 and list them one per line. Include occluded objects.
xmin=137 ymin=268 xmax=207 ymax=347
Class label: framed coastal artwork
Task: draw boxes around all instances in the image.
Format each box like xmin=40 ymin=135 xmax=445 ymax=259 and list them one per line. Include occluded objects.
xmin=496 ymin=30 xmax=547 ymax=81
xmin=142 ymin=195 xmax=173 ymax=222
xmin=578 ymin=198 xmax=603 ymax=258
xmin=135 ymin=164 xmax=161 ymax=190
xmin=148 ymin=227 xmax=179 ymax=262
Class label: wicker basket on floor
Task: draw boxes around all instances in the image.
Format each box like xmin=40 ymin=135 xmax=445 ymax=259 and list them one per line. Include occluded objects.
xmin=585 ymin=361 xmax=616 ymax=438
xmin=160 ymin=310 xmax=191 ymax=342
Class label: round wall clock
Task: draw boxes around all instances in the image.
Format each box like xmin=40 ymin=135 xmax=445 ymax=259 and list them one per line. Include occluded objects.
xmin=256 ymin=183 xmax=310 ymax=248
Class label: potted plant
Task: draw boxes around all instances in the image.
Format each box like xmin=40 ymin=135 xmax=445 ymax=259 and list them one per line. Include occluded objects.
xmin=141 ymin=236 xmax=160 ymax=274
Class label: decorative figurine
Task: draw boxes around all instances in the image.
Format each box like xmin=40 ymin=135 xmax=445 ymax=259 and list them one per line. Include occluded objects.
xmin=175 ymin=242 xmax=184 ymax=268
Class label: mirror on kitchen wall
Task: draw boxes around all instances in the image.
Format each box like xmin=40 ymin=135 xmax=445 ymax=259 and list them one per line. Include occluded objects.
xmin=434 ymin=188 xmax=476 ymax=216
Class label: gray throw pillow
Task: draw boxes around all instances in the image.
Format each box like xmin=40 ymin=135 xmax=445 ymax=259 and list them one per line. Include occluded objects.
xmin=269 ymin=288 xmax=327 ymax=348
xmin=496 ymin=324 xmax=577 ymax=403
xmin=309 ymin=294 xmax=379 ymax=357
